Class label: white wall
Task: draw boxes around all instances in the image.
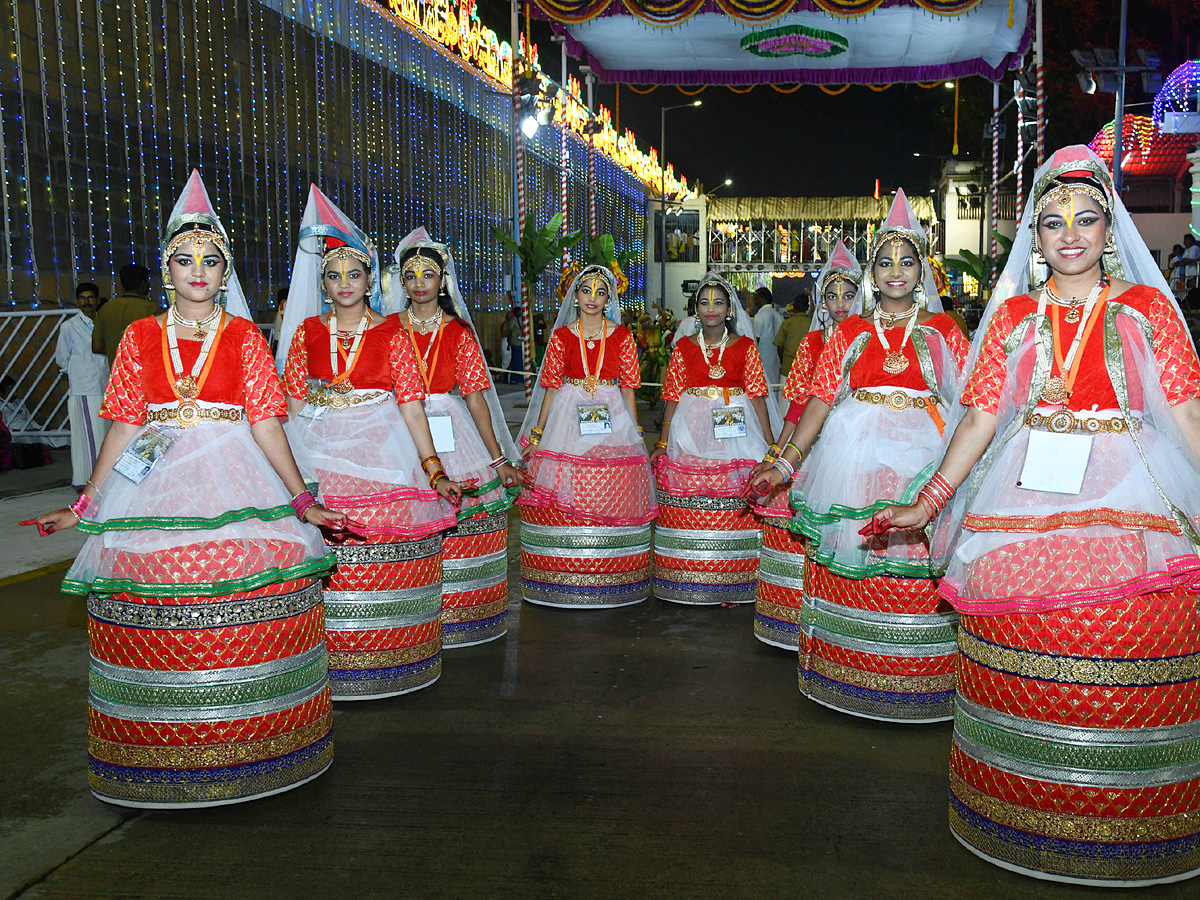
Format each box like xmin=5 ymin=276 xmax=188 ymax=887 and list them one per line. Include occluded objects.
xmin=1131 ymin=212 xmax=1192 ymax=268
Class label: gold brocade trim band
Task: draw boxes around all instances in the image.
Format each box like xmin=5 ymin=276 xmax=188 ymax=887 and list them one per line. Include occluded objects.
xmin=87 ymin=713 xmax=332 ymax=770
xmin=1026 ymin=410 xmax=1140 ymax=435
xmin=809 ymin=656 xmax=957 ymax=694
xmin=852 ymin=389 xmax=933 ymax=411
xmin=949 ymin=770 xmax=1200 ymax=844
xmin=304 ymin=387 xmax=391 ymax=410
xmin=328 ymin=639 xmax=442 ymax=671
xmin=145 ymin=405 xmax=243 ymax=428
xmin=653 ymin=566 xmax=758 ymax=585
xmin=520 ymin=565 xmax=652 ymax=587
xmin=948 ymin=805 xmax=1200 ymax=884
xmin=440 ymin=598 xmax=509 ymax=623
xmin=958 ymin=629 xmax=1200 ymax=686
xmin=90 ymin=740 xmax=334 ymax=807
xmin=563 ymin=376 xmax=617 ymax=387
xmin=684 ymin=386 xmax=747 ymax=398
xmin=754 ymin=598 xmax=806 ymax=624
xmin=963 ymin=506 xmax=1182 ymax=536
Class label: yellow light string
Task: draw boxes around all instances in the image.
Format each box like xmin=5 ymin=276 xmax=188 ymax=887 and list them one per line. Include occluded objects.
xmin=627 ymin=83 xmax=658 ymax=94
xmin=677 ymin=85 xmax=706 ymax=95
xmin=770 ymin=83 xmax=804 ymax=93
xmin=819 ymin=83 xmax=851 ymax=95
xmin=867 ymin=83 xmax=891 ymax=92
xmin=727 ymin=85 xmax=754 ymax=93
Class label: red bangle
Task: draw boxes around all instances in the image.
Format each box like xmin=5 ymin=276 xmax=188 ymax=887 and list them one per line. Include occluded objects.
xmin=291 ymin=490 xmax=317 ymax=519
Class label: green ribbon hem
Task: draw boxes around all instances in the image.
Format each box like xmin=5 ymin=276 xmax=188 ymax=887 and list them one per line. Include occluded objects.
xmin=78 ymin=504 xmax=298 ymax=535
xmin=63 ymin=553 xmax=336 ymax=598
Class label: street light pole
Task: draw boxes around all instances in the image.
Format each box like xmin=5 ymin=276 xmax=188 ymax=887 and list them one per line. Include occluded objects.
xmin=659 ymin=101 xmax=700 ymax=314
xmin=1113 ymin=0 xmax=1128 ymax=194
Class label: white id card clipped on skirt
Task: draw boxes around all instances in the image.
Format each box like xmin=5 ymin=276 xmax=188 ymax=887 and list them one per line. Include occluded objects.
xmin=1017 ymin=429 xmax=1092 ymax=495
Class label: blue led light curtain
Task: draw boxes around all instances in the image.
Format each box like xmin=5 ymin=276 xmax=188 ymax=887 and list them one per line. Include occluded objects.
xmin=0 ymin=0 xmax=646 ymax=314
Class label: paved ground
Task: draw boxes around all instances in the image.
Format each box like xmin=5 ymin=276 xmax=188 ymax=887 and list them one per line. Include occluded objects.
xmin=1 ymin=389 xmax=1195 ymax=898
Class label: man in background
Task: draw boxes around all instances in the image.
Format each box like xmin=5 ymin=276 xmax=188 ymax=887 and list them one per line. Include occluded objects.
xmin=751 ymin=287 xmax=783 ymax=387
xmin=56 ymin=282 xmax=110 ymax=489
xmin=93 ymin=264 xmax=158 ymax=364
xmin=774 ymin=293 xmax=811 ymax=377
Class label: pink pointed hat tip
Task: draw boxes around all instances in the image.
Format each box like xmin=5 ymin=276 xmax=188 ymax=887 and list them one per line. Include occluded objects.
xmin=883 ymin=187 xmax=912 ymax=229
xmin=310 ymin=185 xmax=351 ymax=229
xmin=176 ymin=169 xmax=218 ymax=217
xmin=828 ymin=240 xmax=855 ymax=270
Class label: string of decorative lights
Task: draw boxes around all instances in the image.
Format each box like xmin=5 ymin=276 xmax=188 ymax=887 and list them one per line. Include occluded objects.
xmin=0 ymin=0 xmax=648 ymax=312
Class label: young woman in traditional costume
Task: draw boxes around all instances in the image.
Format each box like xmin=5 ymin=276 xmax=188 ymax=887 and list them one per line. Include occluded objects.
xmin=28 ymin=172 xmax=341 ymax=807
xmin=752 ymin=241 xmax=862 ymax=648
xmin=873 ymin=146 xmax=1200 ymax=886
xmin=278 ymin=187 xmax=461 ymax=700
xmin=750 ymin=190 xmax=968 ymax=722
xmin=517 ymin=265 xmax=656 ymax=608
xmin=387 ymin=229 xmax=520 ymax=646
xmin=649 ymin=272 xmax=784 ymax=606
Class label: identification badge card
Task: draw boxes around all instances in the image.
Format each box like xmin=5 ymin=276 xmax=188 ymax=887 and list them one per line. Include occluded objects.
xmin=712 ymin=406 xmax=747 ymax=440
xmin=1017 ymin=430 xmax=1093 ymax=494
xmin=577 ymin=404 xmax=612 ymax=435
xmin=113 ymin=427 xmax=177 ymax=484
xmin=428 ymin=414 xmax=456 ymax=453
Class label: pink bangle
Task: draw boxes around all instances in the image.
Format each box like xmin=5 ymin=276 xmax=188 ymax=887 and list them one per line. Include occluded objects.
xmin=291 ymin=490 xmax=317 ymax=519
xmin=71 ymin=493 xmax=98 ymax=521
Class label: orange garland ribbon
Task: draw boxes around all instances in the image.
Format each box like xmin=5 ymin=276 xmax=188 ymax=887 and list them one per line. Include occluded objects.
xmin=159 ymin=311 xmax=227 ymax=400
xmin=405 ymin=314 xmax=448 ymax=392
xmin=1049 ymin=285 xmax=1109 ymax=395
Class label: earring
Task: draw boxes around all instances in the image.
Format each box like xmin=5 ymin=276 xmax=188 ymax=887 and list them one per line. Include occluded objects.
xmin=1103 ymin=235 xmax=1117 ymax=255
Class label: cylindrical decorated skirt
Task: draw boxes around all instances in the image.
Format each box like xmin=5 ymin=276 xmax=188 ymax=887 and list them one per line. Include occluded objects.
xmin=519 ymin=505 xmax=652 ymax=608
xmin=441 ymin=511 xmax=510 ymax=647
xmin=324 ymin=535 xmax=444 ymax=700
xmin=754 ymin=518 xmax=807 ymax=649
xmin=949 ymin=590 xmax=1200 ymax=886
xmin=86 ymin=578 xmax=333 ymax=808
xmin=799 ymin=560 xmax=958 ymax=722
xmin=653 ymin=489 xmax=761 ymax=606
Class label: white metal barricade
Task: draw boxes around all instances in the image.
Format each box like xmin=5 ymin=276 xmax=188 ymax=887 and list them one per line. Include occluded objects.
xmin=0 ymin=308 xmax=74 ymax=442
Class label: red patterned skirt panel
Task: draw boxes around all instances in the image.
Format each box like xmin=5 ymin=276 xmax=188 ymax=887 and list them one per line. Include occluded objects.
xmin=441 ymin=511 xmax=509 ymax=647
xmin=950 ymin=589 xmax=1200 ymax=885
xmin=754 ymin=518 xmax=806 ymax=649
xmin=653 ymin=489 xmax=761 ymax=606
xmin=798 ymin=560 xmax=958 ymax=722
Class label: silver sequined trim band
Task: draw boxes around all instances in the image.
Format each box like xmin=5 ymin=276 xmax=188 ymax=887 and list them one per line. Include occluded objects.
xmin=448 ymin=513 xmax=509 ymax=537
xmin=89 ymin=676 xmax=330 ymax=723
xmin=331 ymin=535 xmax=442 ymax=565
xmin=956 ymin=694 xmax=1200 ymax=746
xmin=442 ymin=548 xmax=507 ymax=572
xmin=86 ymin=582 xmax=322 ymax=630
xmin=656 ymin=489 xmax=749 ymax=511
xmin=89 ymin=644 xmax=326 ymax=686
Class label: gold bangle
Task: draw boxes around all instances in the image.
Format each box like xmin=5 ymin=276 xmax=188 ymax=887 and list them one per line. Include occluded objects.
xmin=654 ymin=440 xmax=668 ymax=451
xmin=530 ymin=426 xmax=544 ymax=437
xmin=528 ymin=435 xmax=541 ymax=446
xmin=86 ymin=479 xmax=103 ymax=496
xmin=428 ymin=470 xmax=447 ymax=491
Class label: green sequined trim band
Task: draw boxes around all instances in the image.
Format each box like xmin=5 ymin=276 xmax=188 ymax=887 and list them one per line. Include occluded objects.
xmin=78 ymin=504 xmax=298 ymax=535
xmin=62 ymin=554 xmax=336 ymax=598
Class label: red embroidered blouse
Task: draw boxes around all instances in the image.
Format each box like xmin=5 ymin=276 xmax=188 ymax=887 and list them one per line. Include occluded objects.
xmin=404 ymin=317 xmax=491 ymax=395
xmin=101 ymin=315 xmax=286 ymax=425
xmin=961 ymin=284 xmax=1200 ymax=414
xmin=539 ymin=324 xmax=641 ymax=390
xmin=281 ymin=314 xmax=426 ymax=404
xmin=809 ymin=313 xmax=971 ymax=406
xmin=661 ymin=335 xmax=769 ymax=401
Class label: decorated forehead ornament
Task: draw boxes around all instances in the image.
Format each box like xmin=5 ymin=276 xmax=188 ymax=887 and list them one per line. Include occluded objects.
xmin=323 ymin=244 xmax=373 ymax=271
xmin=1033 ymin=181 xmax=1110 ymax=224
xmin=576 ymin=267 xmax=610 ymax=295
xmin=164 ymin=224 xmax=230 ymax=266
xmin=402 ymin=242 xmax=448 ymax=277
xmin=822 ymin=271 xmax=858 ymax=294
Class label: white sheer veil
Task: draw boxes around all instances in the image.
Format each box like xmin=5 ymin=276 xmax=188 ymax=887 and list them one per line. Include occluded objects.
xmin=274 ymin=185 xmax=384 ymax=373
xmin=385 ymin=227 xmax=520 ymax=463
xmin=692 ymin=271 xmax=785 ymax=437
xmin=162 ymin=169 xmax=252 ymax=322
xmin=864 ymin=188 xmax=944 ymax=316
xmin=808 ymin=239 xmax=864 ymax=334
xmin=964 ymin=144 xmax=1181 ymax=377
xmin=518 ymin=265 xmax=622 ymax=441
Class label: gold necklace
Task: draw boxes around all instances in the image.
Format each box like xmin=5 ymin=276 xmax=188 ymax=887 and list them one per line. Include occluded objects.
xmin=577 ymin=320 xmax=605 ymax=349
xmin=1044 ymin=275 xmax=1105 ymax=324
xmin=173 ymin=305 xmax=221 ymax=340
xmin=333 ymin=310 xmax=371 ymax=349
xmin=407 ymin=308 xmax=443 ymax=335
xmin=700 ymin=328 xmax=729 ymax=379
xmin=873 ymin=303 xmax=918 ymax=328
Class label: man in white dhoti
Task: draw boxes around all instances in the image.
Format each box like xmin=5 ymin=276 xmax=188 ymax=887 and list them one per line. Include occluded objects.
xmin=55 ymin=283 xmax=109 ymax=488
xmin=751 ymin=287 xmax=783 ymax=388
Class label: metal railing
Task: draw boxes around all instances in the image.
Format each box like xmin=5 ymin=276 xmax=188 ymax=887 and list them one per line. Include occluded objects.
xmin=0 ymin=309 xmax=73 ymax=441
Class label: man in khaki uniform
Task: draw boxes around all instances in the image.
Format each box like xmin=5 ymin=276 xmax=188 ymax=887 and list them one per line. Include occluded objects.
xmin=93 ymin=264 xmax=159 ymax=364
xmin=774 ymin=293 xmax=812 ymax=377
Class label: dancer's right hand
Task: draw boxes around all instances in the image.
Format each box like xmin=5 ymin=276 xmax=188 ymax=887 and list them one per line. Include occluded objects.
xmin=20 ymin=510 xmax=77 ymax=535
xmin=747 ymin=466 xmax=785 ymax=494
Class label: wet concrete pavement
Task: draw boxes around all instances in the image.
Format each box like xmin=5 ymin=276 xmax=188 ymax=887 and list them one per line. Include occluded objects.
xmin=3 ymin=523 xmax=1196 ymax=900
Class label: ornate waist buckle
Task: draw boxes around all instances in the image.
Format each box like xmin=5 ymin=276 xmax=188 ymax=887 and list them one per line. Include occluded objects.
xmin=305 ymin=387 xmax=390 ymax=411
xmin=685 ymin=386 xmax=747 ymax=399
xmin=852 ymin=389 xmax=931 ymax=411
xmin=1026 ymin=410 xmax=1139 ymax=435
xmin=145 ymin=404 xmax=243 ymax=428
xmin=563 ymin=377 xmax=617 ymax=388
